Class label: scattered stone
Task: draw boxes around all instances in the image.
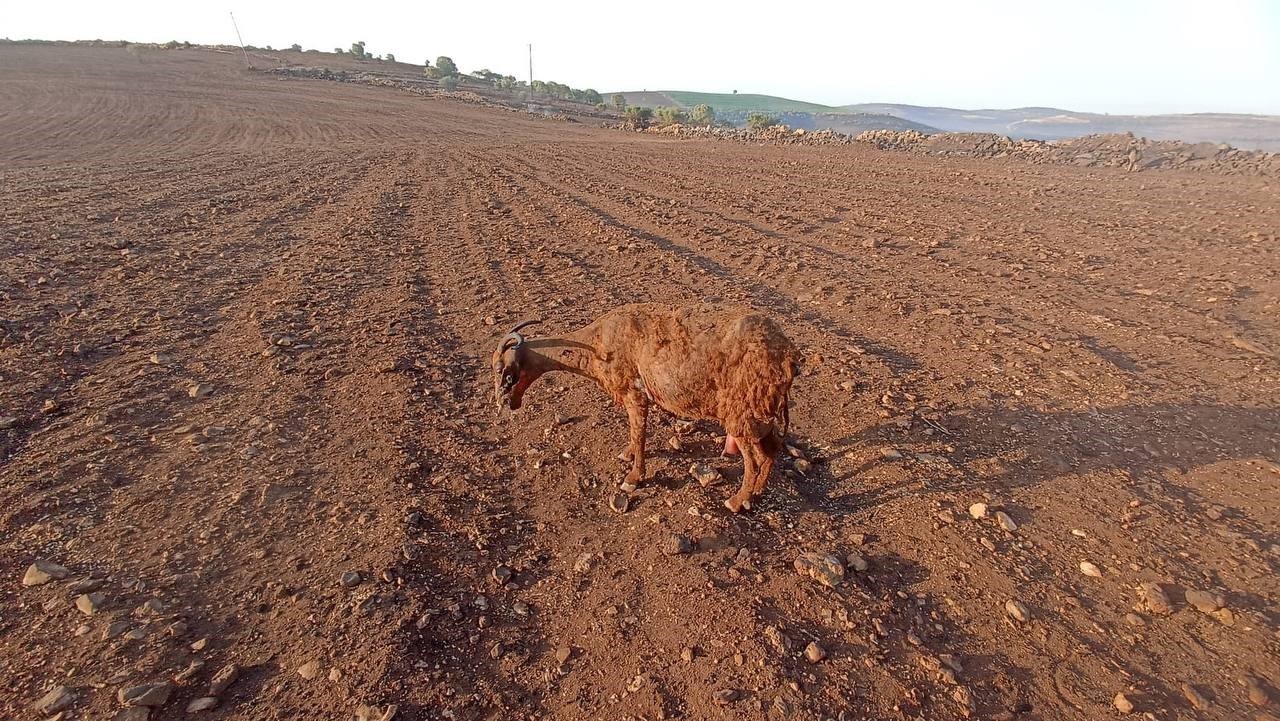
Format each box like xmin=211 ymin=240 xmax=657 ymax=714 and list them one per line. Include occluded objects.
xmin=1079 ymin=561 xmax=1102 ymax=578
xmin=680 ymin=646 xmax=695 ymax=662
xmin=1070 ymin=528 xmax=1087 ymax=538
xmin=491 ymin=566 xmax=513 ymax=584
xmin=75 ymin=592 xmax=106 ymax=615
xmin=1005 ymin=599 xmax=1031 ymax=622
xmin=115 ymin=708 xmax=150 ymax=721
xmin=190 ymin=638 xmax=209 ymax=652
xmin=936 ymin=509 xmax=957 ymax=524
xmin=554 ymin=646 xmax=572 ymax=665
xmin=1245 ymin=676 xmax=1273 ymax=707
xmin=0 ymin=416 xmax=18 ymax=430
xmin=297 ymin=661 xmax=320 ymax=680
xmin=34 ymin=686 xmax=75 ymax=714
xmin=662 ymin=534 xmax=694 ymax=556
xmin=995 ymin=511 xmax=1017 ymax=532
xmin=1184 ymin=589 xmax=1225 ymax=614
xmin=846 ymin=552 xmax=870 ymax=572
xmin=1139 ymin=582 xmax=1175 ymax=615
xmin=968 ymin=503 xmax=988 ymax=519
xmin=1123 ymin=613 xmax=1146 ymax=627
xmin=148 ymin=352 xmax=170 ymax=365
xmin=174 ymin=660 xmax=205 ymax=685
xmin=355 ymin=704 xmax=398 ymax=721
xmin=792 ymin=458 xmax=812 ymax=475
xmin=187 ymin=383 xmax=213 ymax=399
xmin=339 ymin=571 xmax=362 ymax=588
xmin=23 ymin=559 xmax=71 ymax=586
xmin=689 ymin=463 xmax=722 ymax=487
xmin=1181 ymin=683 xmax=1211 ymax=711
xmin=712 ymin=688 xmax=741 ymax=705
xmin=804 ymin=642 xmax=827 ymax=663
xmin=209 ymin=664 xmax=240 ymax=695
xmin=166 ymin=621 xmax=188 ymax=637
xmin=607 ymin=491 xmax=629 ymax=514
xmin=187 ymin=697 xmax=218 ymax=712
xmin=573 ymin=553 xmax=595 ymax=574
xmin=764 ymin=626 xmax=792 ymax=654
xmin=880 ymin=447 xmax=903 ymax=459
xmin=1114 ymin=692 xmax=1135 ymax=713
xmin=794 ymin=552 xmax=845 ymax=588
xmin=117 ymin=682 xmax=172 ymax=707
xmin=104 ymin=620 xmax=132 ymax=640
xmin=136 ymin=598 xmax=165 ymax=615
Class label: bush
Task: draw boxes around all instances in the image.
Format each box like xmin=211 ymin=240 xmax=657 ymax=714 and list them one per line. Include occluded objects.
xmin=385 ymin=53 xmax=395 ymax=62
xmin=690 ymin=104 xmax=715 ymax=125
xmin=439 ymin=75 xmax=459 ymax=91
xmin=746 ymin=111 xmax=778 ymax=131
xmin=655 ymin=106 xmax=687 ymax=126
xmin=611 ymin=93 xmax=626 ymax=111
xmin=350 ymin=41 xmax=365 ymax=58
xmin=436 ymin=56 xmax=458 ymax=76
xmin=623 ymin=106 xmax=653 ymax=129
xmin=289 ymin=43 xmax=302 ymax=52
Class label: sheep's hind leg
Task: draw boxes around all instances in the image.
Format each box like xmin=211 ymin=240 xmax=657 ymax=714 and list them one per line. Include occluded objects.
xmin=724 ymin=437 xmax=758 ymax=513
xmin=620 ymin=399 xmax=649 ymax=492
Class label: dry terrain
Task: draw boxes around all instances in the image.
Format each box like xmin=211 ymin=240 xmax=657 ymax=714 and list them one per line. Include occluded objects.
xmin=2 ymin=44 xmax=1278 ymax=721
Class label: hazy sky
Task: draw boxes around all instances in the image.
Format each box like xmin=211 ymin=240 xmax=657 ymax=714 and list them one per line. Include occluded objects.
xmin=7 ymin=0 xmax=1280 ymax=114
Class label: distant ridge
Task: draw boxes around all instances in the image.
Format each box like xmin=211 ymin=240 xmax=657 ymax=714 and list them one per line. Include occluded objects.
xmin=614 ymin=91 xmax=1280 ymax=151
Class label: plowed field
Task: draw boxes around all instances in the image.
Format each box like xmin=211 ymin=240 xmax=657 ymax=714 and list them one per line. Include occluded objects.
xmin=2 ymin=44 xmax=1277 ymax=721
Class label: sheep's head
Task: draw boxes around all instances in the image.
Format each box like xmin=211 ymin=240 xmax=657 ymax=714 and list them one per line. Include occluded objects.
xmin=492 ymin=319 xmax=542 ymax=412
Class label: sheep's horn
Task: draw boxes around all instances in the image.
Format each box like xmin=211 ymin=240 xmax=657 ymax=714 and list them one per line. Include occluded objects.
xmin=499 ymin=319 xmax=543 ymax=351
xmin=508 ymin=319 xmax=542 ymax=334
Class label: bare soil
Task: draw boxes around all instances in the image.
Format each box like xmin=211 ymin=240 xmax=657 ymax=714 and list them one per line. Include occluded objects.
xmin=2 ymin=44 xmax=1278 ymax=721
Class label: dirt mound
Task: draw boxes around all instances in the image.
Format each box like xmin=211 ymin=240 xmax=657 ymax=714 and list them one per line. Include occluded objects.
xmin=3 ymin=43 xmax=1278 ymax=721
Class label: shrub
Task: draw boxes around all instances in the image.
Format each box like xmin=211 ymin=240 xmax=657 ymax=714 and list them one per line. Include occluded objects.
xmin=290 ymin=43 xmax=302 ymax=52
xmin=435 ymin=56 xmax=458 ymax=76
xmin=623 ymin=106 xmax=653 ymax=129
xmin=439 ymin=75 xmax=459 ymax=91
xmin=611 ymin=93 xmax=626 ymax=111
xmin=746 ymin=111 xmax=778 ymax=131
xmin=690 ymin=104 xmax=715 ymax=125
xmin=655 ymin=106 xmax=687 ymax=126
xmin=581 ymin=89 xmax=602 ymax=105
xmin=350 ymin=41 xmax=365 ymax=58
xmin=385 ymin=53 xmax=395 ymax=62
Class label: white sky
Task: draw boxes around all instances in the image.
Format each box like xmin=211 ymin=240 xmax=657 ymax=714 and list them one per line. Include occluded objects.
xmin=6 ymin=0 xmax=1280 ymax=114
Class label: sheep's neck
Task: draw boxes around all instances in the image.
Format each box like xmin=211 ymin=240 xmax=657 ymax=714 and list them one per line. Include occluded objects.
xmin=522 ymin=336 xmax=596 ymax=379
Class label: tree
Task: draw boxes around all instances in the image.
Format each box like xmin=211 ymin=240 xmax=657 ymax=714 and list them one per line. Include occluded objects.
xmin=690 ymin=104 xmax=715 ymax=125
xmin=611 ymin=93 xmax=626 ymax=111
xmin=335 ymin=48 xmax=345 ymax=54
xmin=746 ymin=111 xmax=778 ymax=130
xmin=385 ymin=53 xmax=395 ymax=62
xmin=439 ymin=75 xmax=459 ymax=91
xmin=581 ymin=89 xmax=602 ymax=105
xmin=435 ymin=56 xmax=458 ymax=76
xmin=350 ymin=41 xmax=365 ymax=58
xmin=289 ymin=43 xmax=302 ymax=52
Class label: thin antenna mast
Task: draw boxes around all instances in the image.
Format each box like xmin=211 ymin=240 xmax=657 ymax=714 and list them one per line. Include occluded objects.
xmin=229 ymin=11 xmax=251 ymax=69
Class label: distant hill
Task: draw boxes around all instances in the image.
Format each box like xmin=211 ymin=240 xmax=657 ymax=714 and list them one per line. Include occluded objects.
xmin=616 ymin=91 xmax=837 ymax=114
xmin=843 ymin=103 xmax=1280 ymax=152
xmin=613 ymin=90 xmax=1280 ymax=151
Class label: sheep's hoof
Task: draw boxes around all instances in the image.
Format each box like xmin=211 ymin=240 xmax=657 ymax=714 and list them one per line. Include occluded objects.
xmin=724 ymin=497 xmax=745 ymax=513
xmin=619 ymin=482 xmax=637 ymax=493
xmin=616 ymin=450 xmax=632 ymax=463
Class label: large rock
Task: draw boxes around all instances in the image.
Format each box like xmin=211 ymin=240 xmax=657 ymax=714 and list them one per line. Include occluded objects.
xmin=1138 ymin=582 xmax=1175 ymax=615
xmin=794 ymin=552 xmax=845 ymax=588
xmin=34 ymin=685 xmax=75 ymax=713
xmin=23 ymin=560 xmax=71 ymax=586
xmin=209 ymin=664 xmax=240 ymax=695
xmin=118 ymin=682 xmax=173 ymax=707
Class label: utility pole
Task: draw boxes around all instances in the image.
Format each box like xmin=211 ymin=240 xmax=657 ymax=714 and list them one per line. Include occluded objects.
xmin=229 ymin=11 xmax=251 ymax=69
xmin=527 ymin=43 xmax=534 ymax=112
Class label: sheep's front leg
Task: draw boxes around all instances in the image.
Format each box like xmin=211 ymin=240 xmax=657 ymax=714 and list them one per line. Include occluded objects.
xmin=620 ymin=399 xmax=649 ymax=492
xmin=725 ymin=439 xmax=758 ymax=513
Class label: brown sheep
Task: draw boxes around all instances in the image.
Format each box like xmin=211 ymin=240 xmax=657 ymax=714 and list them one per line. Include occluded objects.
xmin=491 ymin=303 xmax=798 ymax=512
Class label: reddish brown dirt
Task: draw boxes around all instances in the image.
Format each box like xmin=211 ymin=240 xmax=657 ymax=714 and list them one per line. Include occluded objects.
xmin=2 ymin=44 xmax=1278 ymax=721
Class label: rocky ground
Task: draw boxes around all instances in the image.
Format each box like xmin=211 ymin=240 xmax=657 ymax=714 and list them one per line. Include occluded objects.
xmin=1 ymin=44 xmax=1278 ymax=721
